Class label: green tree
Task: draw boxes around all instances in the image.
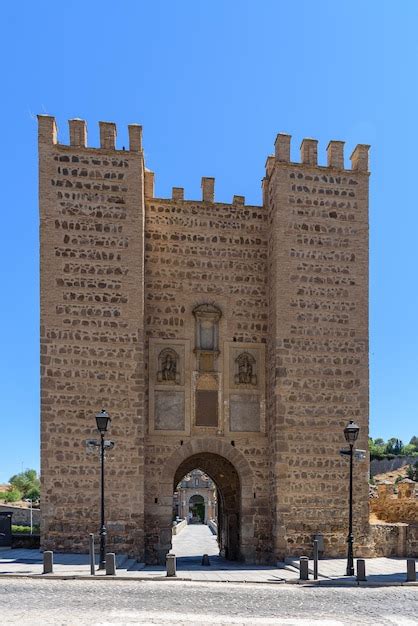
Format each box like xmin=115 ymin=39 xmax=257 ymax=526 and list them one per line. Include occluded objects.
xmin=409 ymin=436 xmax=418 ymax=452
xmin=9 ymin=469 xmax=40 ymax=499
xmin=403 ymin=443 xmax=418 ymax=456
xmin=385 ymin=438 xmax=404 ymax=455
xmin=369 ymin=437 xmax=386 ymax=460
xmin=25 ymin=485 xmax=40 ymax=502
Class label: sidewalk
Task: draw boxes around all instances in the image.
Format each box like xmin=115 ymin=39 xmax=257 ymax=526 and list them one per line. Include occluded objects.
xmin=0 ymin=524 xmax=416 ymax=586
xmin=285 ymin=556 xmax=418 ymax=586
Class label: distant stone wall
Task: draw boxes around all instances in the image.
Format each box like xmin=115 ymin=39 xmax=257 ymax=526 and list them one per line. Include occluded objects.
xmin=370 ymin=456 xmax=417 ymax=477
xmin=0 ymin=505 xmax=40 ymax=526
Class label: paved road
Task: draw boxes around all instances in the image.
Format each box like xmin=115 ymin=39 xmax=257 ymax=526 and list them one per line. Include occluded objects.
xmin=0 ymin=579 xmax=417 ymax=625
xmin=172 ymin=523 xmax=219 ymax=557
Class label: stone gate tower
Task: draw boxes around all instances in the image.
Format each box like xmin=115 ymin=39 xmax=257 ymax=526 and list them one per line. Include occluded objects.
xmin=38 ymin=115 xmax=370 ymax=563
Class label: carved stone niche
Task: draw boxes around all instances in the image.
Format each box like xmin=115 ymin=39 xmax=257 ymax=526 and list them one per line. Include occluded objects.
xmin=193 ymin=303 xmax=222 ymax=372
xmin=234 ymin=352 xmax=257 ymax=386
xmin=157 ymin=348 xmax=180 ymax=384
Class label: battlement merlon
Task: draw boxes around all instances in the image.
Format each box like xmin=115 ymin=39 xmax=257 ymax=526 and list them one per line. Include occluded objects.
xmin=201 ymin=177 xmax=215 ymax=202
xmin=37 ymin=115 xmax=57 ymax=144
xmin=300 ymin=138 xmax=318 ymax=166
xmin=350 ymin=144 xmax=371 ymax=172
xmin=37 ymin=115 xmax=143 ymax=153
xmin=144 ymin=169 xmax=155 ymax=198
xmin=269 ymin=133 xmax=370 ymax=173
xmin=69 ymin=119 xmax=87 ymax=147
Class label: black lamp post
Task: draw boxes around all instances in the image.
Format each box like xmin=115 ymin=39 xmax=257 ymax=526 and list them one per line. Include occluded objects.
xmin=343 ymin=419 xmax=360 ymax=576
xmin=95 ymin=409 xmax=111 ymax=570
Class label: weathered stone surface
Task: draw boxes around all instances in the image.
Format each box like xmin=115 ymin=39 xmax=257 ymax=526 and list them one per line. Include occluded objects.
xmin=230 ymin=395 xmax=260 ymax=432
xmin=154 ymin=391 xmax=185 ymax=430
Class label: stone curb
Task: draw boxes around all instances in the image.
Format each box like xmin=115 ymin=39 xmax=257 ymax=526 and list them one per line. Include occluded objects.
xmin=288 ymin=578 xmax=418 ymax=587
xmin=0 ymin=573 xmax=416 ymax=586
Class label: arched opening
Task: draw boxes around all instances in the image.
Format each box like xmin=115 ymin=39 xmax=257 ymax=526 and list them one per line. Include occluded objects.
xmin=189 ymin=494 xmax=205 ymax=523
xmin=173 ymin=452 xmax=241 ymax=560
xmin=149 ymin=438 xmax=256 ymax=565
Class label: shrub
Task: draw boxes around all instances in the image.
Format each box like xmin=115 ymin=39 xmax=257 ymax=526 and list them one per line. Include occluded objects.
xmin=406 ymin=461 xmax=418 ymax=482
xmin=12 ymin=524 xmax=40 ymax=534
xmin=4 ymin=489 xmax=22 ymax=503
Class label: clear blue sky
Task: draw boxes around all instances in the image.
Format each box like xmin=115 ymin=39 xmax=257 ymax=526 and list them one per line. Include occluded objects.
xmin=0 ymin=1 xmax=417 ymax=481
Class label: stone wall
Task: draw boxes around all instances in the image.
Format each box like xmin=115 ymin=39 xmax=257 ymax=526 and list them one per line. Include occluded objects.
xmin=406 ymin=524 xmax=418 ymax=557
xmin=0 ymin=504 xmax=41 ymax=526
xmin=370 ymin=483 xmax=418 ymax=524
xmin=172 ymin=519 xmax=187 ymax=535
xmin=143 ymin=185 xmax=271 ymax=563
xmin=39 ymin=117 xmax=145 ymax=556
xmin=370 ymin=456 xmax=417 ymax=477
xmin=38 ymin=116 xmax=372 ymax=563
xmin=264 ymin=136 xmax=370 ymax=559
xmin=370 ymin=523 xmax=408 ymax=557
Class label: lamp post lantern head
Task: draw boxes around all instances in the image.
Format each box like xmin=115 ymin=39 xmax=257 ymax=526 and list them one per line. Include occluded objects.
xmin=344 ymin=420 xmax=360 ymax=445
xmin=95 ymin=409 xmax=111 ymax=434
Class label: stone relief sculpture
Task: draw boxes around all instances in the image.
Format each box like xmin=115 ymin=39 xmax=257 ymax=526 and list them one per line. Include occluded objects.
xmin=157 ymin=348 xmax=180 ymax=384
xmin=235 ymin=352 xmax=257 ymax=386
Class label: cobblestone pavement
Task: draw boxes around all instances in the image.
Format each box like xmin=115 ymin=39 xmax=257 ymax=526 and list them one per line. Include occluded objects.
xmin=0 ymin=578 xmax=417 ymax=625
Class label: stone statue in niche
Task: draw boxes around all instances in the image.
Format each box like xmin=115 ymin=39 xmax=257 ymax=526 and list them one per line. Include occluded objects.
xmin=157 ymin=348 xmax=180 ymax=384
xmin=235 ymin=352 xmax=257 ymax=386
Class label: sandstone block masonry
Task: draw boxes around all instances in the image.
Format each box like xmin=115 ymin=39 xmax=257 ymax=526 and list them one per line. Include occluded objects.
xmin=39 ymin=115 xmax=371 ymax=563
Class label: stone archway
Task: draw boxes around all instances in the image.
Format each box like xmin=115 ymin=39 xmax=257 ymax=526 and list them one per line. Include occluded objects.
xmin=148 ymin=438 xmax=255 ymax=564
xmin=175 ymin=452 xmax=240 ymax=558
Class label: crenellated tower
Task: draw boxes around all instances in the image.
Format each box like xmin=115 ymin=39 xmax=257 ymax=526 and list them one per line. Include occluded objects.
xmin=38 ymin=116 xmax=146 ymax=555
xmin=264 ymin=134 xmax=370 ymax=558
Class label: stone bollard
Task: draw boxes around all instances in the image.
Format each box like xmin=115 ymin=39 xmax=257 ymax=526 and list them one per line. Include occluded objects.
xmin=299 ymin=556 xmax=309 ymax=581
xmin=105 ymin=553 xmax=116 ymax=576
xmin=356 ymin=559 xmax=367 ymax=582
xmin=166 ymin=553 xmax=176 ymax=577
xmin=406 ymin=559 xmax=416 ymax=582
xmin=89 ymin=533 xmax=95 ymax=576
xmin=201 ymin=553 xmax=210 ymax=566
xmin=43 ymin=551 xmax=53 ymax=574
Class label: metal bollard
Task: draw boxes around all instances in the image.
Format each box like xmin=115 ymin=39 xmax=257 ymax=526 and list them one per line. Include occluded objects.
xmin=356 ymin=559 xmax=367 ymax=582
xmin=89 ymin=533 xmax=95 ymax=575
xmin=105 ymin=553 xmax=116 ymax=576
xmin=201 ymin=553 xmax=210 ymax=566
xmin=299 ymin=556 xmax=309 ymax=581
xmin=406 ymin=559 xmax=416 ymax=582
xmin=313 ymin=539 xmax=319 ymax=580
xmin=166 ymin=553 xmax=176 ymax=577
xmin=43 ymin=550 xmax=53 ymax=574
